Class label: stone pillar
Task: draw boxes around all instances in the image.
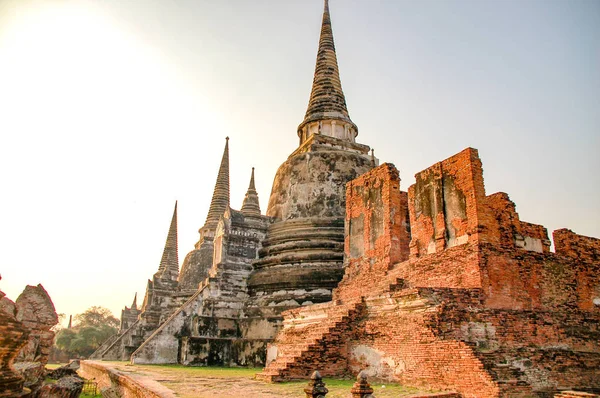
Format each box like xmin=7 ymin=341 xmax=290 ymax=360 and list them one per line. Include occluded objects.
xmin=350 ymin=371 xmax=374 ymax=398
xmin=0 ymin=289 xmax=30 ymax=397
xmin=304 ymin=371 xmax=328 ymax=398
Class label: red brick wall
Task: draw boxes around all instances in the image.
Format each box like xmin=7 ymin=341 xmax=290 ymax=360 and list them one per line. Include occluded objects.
xmin=349 ymin=287 xmax=600 ymax=397
xmin=335 ymin=163 xmax=410 ymax=302
xmin=349 ymin=289 xmax=501 ymax=398
xmin=553 ymin=229 xmax=600 ymax=311
xmin=482 ymin=192 xmax=550 ymax=253
xmin=554 ymin=229 xmax=600 ymax=262
xmin=389 ymin=243 xmax=483 ymax=290
xmin=408 ymin=148 xmax=487 ymax=258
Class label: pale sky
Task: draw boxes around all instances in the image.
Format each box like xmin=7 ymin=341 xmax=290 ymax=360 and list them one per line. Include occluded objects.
xmin=1 ymin=0 xmax=598 ymax=323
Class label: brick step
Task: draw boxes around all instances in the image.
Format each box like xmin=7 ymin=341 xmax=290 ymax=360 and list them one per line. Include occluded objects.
xmin=260 ymin=301 xmax=363 ymax=381
xmin=254 ymin=372 xmax=285 ymax=383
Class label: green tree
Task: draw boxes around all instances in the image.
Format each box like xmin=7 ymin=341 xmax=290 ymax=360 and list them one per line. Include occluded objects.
xmin=74 ymin=306 xmax=119 ymax=328
xmin=54 ymin=306 xmax=118 ymax=358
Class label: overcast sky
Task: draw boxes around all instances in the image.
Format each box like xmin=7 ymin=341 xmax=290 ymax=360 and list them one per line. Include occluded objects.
xmin=1 ymin=0 xmax=598 ymax=322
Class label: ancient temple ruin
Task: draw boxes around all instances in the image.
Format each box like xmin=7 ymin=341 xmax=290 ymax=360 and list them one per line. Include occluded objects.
xmin=257 ymin=150 xmax=600 ymax=396
xmin=93 ymin=0 xmax=375 ymax=365
xmin=91 ymin=1 xmax=599 ymax=396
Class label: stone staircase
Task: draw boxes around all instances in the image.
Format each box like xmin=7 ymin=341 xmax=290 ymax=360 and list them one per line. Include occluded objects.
xmin=255 ymin=299 xmax=364 ymax=382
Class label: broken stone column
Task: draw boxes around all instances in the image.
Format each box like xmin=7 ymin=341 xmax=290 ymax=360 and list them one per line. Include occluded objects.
xmin=350 ymin=371 xmax=374 ymax=398
xmin=0 ymin=288 xmax=31 ymax=397
xmin=304 ymin=371 xmax=328 ymax=398
xmin=37 ymin=375 xmax=84 ymax=398
xmin=15 ymin=284 xmax=59 ymax=366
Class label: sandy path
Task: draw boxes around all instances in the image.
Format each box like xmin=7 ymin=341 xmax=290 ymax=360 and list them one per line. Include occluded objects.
xmin=97 ymin=362 xmax=426 ymax=398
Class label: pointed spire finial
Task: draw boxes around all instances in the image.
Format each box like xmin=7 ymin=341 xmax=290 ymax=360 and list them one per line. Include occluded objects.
xmin=297 ymin=0 xmax=357 ymax=142
xmin=203 ymin=137 xmax=231 ymax=231
xmin=157 ymin=201 xmax=179 ymax=281
xmin=249 ymin=167 xmax=256 ymax=190
xmin=241 ymin=167 xmax=261 ymax=217
xmin=131 ymin=293 xmax=138 ymax=310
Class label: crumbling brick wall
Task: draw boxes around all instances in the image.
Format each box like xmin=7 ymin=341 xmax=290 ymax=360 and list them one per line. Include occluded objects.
xmin=554 ymin=229 xmax=600 ymax=263
xmin=553 ymin=229 xmax=600 ymax=311
xmin=482 ymin=192 xmax=550 ymax=253
xmin=335 ymin=163 xmax=410 ymax=302
xmin=408 ymin=148 xmax=486 ymax=258
xmin=348 ymin=288 xmax=502 ymax=398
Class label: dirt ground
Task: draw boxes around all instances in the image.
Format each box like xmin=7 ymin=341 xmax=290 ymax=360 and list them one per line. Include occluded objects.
xmin=94 ymin=361 xmax=430 ymax=398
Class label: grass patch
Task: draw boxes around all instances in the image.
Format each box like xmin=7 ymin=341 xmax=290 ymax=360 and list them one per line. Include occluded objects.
xmin=266 ymin=378 xmax=423 ymax=397
xmin=127 ymin=363 xmax=262 ymax=378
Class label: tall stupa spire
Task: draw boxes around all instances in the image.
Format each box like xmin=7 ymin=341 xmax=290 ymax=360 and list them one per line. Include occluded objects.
xmin=157 ymin=201 xmax=179 ymax=281
xmin=131 ymin=293 xmax=138 ymax=310
xmin=203 ymin=137 xmax=230 ymax=231
xmin=297 ymin=0 xmax=357 ymax=145
xmin=241 ymin=167 xmax=261 ymax=217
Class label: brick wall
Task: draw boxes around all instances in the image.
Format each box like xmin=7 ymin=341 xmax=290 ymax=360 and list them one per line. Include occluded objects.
xmin=349 ymin=287 xmax=600 ymax=397
xmin=482 ymin=192 xmax=550 ymax=253
xmin=349 ymin=288 xmax=501 ymax=398
xmin=553 ymin=229 xmax=600 ymax=311
xmin=79 ymin=361 xmax=176 ymax=398
xmin=408 ymin=148 xmax=486 ymax=258
xmin=554 ymin=229 xmax=600 ymax=262
xmin=335 ymin=163 xmax=410 ymax=302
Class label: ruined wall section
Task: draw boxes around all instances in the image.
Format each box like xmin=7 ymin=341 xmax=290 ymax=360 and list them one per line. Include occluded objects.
xmin=0 ymin=289 xmax=30 ymax=396
xmin=408 ymin=148 xmax=486 ymax=258
xmin=334 ymin=162 xmax=410 ymax=302
xmin=482 ymin=192 xmax=550 ymax=253
xmin=349 ymin=286 xmax=600 ymax=397
xmin=348 ymin=288 xmax=502 ymax=398
xmin=553 ymin=229 xmax=600 ymax=311
xmin=479 ymin=244 xmax=599 ymax=312
xmin=15 ymin=284 xmax=58 ymax=366
xmin=554 ymin=229 xmax=600 ymax=263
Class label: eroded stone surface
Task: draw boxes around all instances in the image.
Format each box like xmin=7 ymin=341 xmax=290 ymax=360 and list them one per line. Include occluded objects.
xmin=1 ymin=283 xmax=57 ymax=397
xmin=37 ymin=375 xmax=83 ymax=398
xmin=0 ymin=289 xmax=29 ymax=397
xmin=15 ymin=284 xmax=58 ymax=366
